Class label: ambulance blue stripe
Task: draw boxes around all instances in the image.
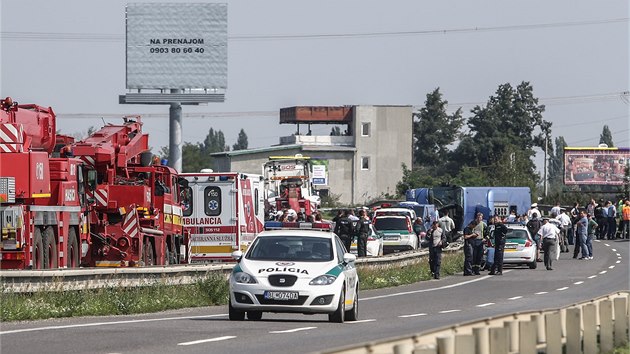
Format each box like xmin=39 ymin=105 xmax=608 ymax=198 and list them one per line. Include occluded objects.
xmin=233 ymin=264 xmax=242 ymax=273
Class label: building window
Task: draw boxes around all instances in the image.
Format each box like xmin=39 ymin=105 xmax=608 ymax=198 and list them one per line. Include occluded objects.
xmin=361 ymin=122 xmax=371 ymax=137
xmin=361 ymin=156 xmax=370 ymax=170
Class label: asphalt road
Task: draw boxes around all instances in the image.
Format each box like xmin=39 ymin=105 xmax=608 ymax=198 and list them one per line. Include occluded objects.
xmin=1 ymin=238 xmax=628 ymax=354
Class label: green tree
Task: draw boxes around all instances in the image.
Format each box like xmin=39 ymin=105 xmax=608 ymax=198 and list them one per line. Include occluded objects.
xmin=599 ymin=125 xmax=614 ymax=147
xmin=413 ymin=88 xmax=464 ymax=169
xmin=232 ymin=129 xmax=248 ymax=151
xmin=450 ymin=81 xmax=548 ymax=187
xmin=548 ymin=136 xmax=567 ymax=190
xmin=395 ymin=164 xmax=443 ymax=196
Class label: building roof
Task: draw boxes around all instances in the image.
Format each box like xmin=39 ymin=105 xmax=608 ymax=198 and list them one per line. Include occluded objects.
xmin=279 ymin=106 xmax=353 ymax=124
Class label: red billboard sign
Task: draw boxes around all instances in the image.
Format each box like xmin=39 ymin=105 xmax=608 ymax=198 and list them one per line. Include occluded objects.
xmin=564 ymin=147 xmax=630 ymax=185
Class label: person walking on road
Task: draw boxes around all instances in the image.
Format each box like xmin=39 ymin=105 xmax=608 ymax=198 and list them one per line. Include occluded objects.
xmin=489 ymin=215 xmax=508 ymax=275
xmin=355 ymin=209 xmax=371 ymax=257
xmin=472 ymin=213 xmax=487 ymax=275
xmin=556 ymin=210 xmax=571 ymax=253
xmin=586 ymin=213 xmax=597 ymax=260
xmin=428 ymin=221 xmax=444 ymax=279
xmin=462 ymin=220 xmax=477 ymax=276
xmin=576 ymin=210 xmax=590 ymax=260
xmin=334 ymin=210 xmax=353 ymax=252
xmin=537 ymin=218 xmax=560 ymax=270
xmin=606 ymin=201 xmax=617 ymax=240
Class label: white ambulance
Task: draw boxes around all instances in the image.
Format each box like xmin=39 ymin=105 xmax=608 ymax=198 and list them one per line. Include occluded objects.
xmin=180 ymin=171 xmax=265 ymax=262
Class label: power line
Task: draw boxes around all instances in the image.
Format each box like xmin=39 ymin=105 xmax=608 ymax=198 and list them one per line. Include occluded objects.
xmin=2 ymin=18 xmax=627 ymax=42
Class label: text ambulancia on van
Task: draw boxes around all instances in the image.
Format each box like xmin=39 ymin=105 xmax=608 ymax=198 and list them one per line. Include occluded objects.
xmin=180 ymin=171 xmax=265 ymax=262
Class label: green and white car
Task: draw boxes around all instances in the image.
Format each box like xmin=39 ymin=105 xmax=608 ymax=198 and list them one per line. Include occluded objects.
xmin=374 ymin=215 xmax=419 ymax=253
xmin=229 ymin=222 xmax=359 ymax=322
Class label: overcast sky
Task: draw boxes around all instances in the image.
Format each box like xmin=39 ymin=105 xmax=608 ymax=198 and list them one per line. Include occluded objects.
xmin=1 ymin=0 xmax=629 ymax=166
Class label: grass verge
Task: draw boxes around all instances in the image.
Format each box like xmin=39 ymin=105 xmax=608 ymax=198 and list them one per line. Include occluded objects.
xmin=1 ymin=252 xmax=463 ymax=322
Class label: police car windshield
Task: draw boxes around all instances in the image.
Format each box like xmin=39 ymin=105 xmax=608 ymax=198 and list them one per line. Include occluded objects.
xmin=247 ymin=236 xmax=333 ymax=262
xmin=374 ymin=217 xmax=408 ymax=231
xmin=505 ymin=229 xmax=529 ymax=240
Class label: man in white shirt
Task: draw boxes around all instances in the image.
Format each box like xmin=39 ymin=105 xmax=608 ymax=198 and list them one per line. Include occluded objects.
xmin=550 ymin=202 xmax=562 ymax=217
xmin=556 ymin=210 xmax=571 ymax=253
xmin=537 ymin=218 xmax=560 ymax=270
xmin=527 ymin=203 xmax=541 ymax=220
xmin=438 ymin=211 xmax=455 ymax=243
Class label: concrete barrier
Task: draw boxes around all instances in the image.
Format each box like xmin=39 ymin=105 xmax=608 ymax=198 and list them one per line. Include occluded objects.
xmin=319 ymin=291 xmax=630 ymax=354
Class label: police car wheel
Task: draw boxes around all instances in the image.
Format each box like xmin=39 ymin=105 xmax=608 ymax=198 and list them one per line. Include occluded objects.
xmin=528 ymin=260 xmax=537 ymax=269
xmin=247 ymin=311 xmax=263 ymax=320
xmin=344 ymin=286 xmax=358 ymax=321
xmin=328 ymin=290 xmax=345 ymax=323
xmin=228 ymin=300 xmax=245 ymax=321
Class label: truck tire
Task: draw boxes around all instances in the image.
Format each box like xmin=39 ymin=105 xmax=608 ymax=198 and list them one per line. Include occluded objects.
xmin=328 ymin=289 xmax=345 ymax=323
xmin=32 ymin=228 xmax=44 ymax=269
xmin=67 ymin=228 xmax=80 ymax=268
xmin=42 ymin=227 xmax=58 ymax=269
xmin=142 ymin=238 xmax=155 ymax=266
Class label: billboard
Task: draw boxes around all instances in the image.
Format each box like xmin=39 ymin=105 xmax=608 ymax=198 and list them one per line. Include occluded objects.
xmin=564 ymin=147 xmax=630 ymax=185
xmin=126 ymin=3 xmax=227 ymax=90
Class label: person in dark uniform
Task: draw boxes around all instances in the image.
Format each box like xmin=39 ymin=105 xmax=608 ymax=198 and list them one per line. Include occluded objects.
xmin=471 ymin=213 xmax=487 ymax=275
xmin=356 ymin=209 xmax=371 ymax=257
xmin=462 ymin=220 xmax=478 ymax=276
xmin=489 ymin=215 xmax=508 ymax=275
xmin=334 ymin=209 xmax=353 ymax=252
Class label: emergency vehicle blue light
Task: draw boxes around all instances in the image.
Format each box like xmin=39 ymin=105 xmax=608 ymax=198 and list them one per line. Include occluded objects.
xmin=264 ymin=221 xmax=283 ymax=229
xmin=219 ymin=176 xmax=229 ymax=181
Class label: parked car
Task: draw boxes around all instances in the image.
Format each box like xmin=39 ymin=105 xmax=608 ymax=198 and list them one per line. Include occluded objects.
xmin=372 ymin=207 xmax=417 ymax=224
xmin=374 ymin=215 xmax=418 ymax=253
xmin=350 ymin=224 xmax=384 ymax=257
xmin=486 ymin=223 xmax=537 ymax=269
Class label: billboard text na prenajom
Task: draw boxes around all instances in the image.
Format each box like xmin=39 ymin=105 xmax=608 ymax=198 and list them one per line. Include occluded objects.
xmin=564 ymin=148 xmax=630 ymax=185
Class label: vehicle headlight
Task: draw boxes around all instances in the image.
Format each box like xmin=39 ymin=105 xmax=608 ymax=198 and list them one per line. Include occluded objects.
xmin=309 ymin=275 xmax=337 ymax=285
xmin=232 ymin=272 xmax=258 ymax=284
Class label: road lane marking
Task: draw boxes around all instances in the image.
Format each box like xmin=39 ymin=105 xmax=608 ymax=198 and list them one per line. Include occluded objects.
xmin=361 ymin=272 xmax=509 ymax=301
xmin=535 ymin=292 xmax=548 ymax=295
xmin=508 ymin=296 xmax=523 ymax=300
xmin=617 ymin=260 xmax=621 ymax=264
xmin=269 ymin=327 xmax=317 ymax=334
xmin=599 ymin=270 xmax=608 ymax=274
xmin=476 ymin=303 xmax=494 ymax=307
xmin=574 ymin=281 xmax=584 ymax=285
xmin=595 ymin=240 xmax=601 ymax=243
xmin=617 ymin=253 xmax=621 ymax=256
xmin=398 ymin=313 xmax=427 ymax=318
xmin=612 ymin=248 xmax=617 ymax=251
xmin=439 ymin=310 xmax=461 ymax=314
xmin=588 ymin=275 xmax=598 ymax=279
xmin=0 ymin=314 xmax=228 ymax=335
xmin=556 ymin=287 xmax=569 ymax=291
xmin=609 ymin=266 xmax=615 ymax=269
xmin=605 ymin=243 xmax=610 ymax=246
xmin=178 ymin=336 xmax=236 ymax=346
xmin=346 ymin=319 xmax=377 ymax=324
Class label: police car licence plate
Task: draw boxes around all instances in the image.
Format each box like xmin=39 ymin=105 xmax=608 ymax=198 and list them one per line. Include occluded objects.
xmin=264 ymin=291 xmax=299 ymax=301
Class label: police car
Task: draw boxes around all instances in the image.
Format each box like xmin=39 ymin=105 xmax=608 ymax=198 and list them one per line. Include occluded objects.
xmin=228 ymin=221 xmax=359 ymax=323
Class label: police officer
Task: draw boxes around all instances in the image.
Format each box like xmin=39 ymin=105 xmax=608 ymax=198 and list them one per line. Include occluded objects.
xmin=334 ymin=209 xmax=353 ymax=252
xmin=471 ymin=213 xmax=487 ymax=275
xmin=356 ymin=209 xmax=371 ymax=257
xmin=489 ymin=215 xmax=507 ymax=275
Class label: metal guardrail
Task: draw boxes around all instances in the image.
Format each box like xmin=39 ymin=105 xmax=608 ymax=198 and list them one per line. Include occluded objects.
xmin=319 ymin=291 xmax=630 ymax=354
xmin=0 ymin=243 xmax=463 ymax=293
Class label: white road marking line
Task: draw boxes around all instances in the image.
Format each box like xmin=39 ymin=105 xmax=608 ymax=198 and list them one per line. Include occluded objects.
xmin=574 ymin=281 xmax=584 ymax=285
xmin=612 ymin=248 xmax=617 ymax=252
xmin=556 ymin=287 xmax=569 ymax=291
xmin=439 ymin=309 xmax=461 ymax=314
xmin=508 ymin=296 xmax=523 ymax=300
xmin=345 ymin=319 xmax=376 ymax=324
xmin=619 ymin=256 xmax=623 ymax=259
xmin=594 ymin=240 xmax=601 ymax=243
xmin=269 ymin=327 xmax=317 ymax=334
xmin=476 ymin=303 xmax=495 ymax=307
xmin=398 ymin=313 xmax=428 ymax=318
xmin=617 ymin=253 xmax=621 ymax=256
xmin=588 ymin=275 xmax=598 ymax=279
xmin=536 ymin=292 xmax=548 ymax=295
xmin=0 ymin=314 xmax=228 ymax=335
xmin=604 ymin=243 xmax=610 ymax=246
xmin=609 ymin=266 xmax=615 ymax=269
xmin=617 ymin=260 xmax=621 ymax=264
xmin=600 ymin=270 xmax=608 ymax=274
xmin=361 ymin=272 xmax=509 ymax=301
xmin=178 ymin=336 xmax=236 ymax=346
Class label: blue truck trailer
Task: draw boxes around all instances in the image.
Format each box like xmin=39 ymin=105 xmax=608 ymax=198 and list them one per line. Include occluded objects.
xmin=406 ymin=186 xmax=532 ymax=232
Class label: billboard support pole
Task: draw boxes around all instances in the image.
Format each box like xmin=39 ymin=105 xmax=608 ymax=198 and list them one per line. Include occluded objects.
xmin=544 ymin=134 xmax=548 ymax=197
xmin=169 ymin=89 xmax=183 ymax=173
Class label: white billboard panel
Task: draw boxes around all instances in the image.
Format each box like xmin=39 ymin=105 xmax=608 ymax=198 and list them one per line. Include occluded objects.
xmin=126 ymin=3 xmax=227 ymax=90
